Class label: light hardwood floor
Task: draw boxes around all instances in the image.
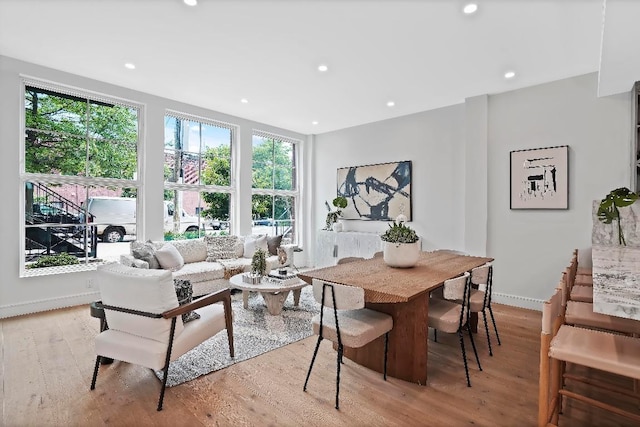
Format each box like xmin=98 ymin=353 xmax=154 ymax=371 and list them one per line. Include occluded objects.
xmin=1 ymin=302 xmax=638 ymax=426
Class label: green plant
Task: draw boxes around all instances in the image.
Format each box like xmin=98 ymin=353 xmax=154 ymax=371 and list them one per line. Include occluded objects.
xmin=332 ymin=196 xmax=347 ymax=210
xmin=325 ymin=196 xmax=348 ymax=230
xmin=380 ymin=221 xmax=419 ymax=244
xmin=251 ymin=248 xmax=267 ymax=276
xmin=597 ymin=187 xmax=639 ymax=245
xmin=164 ymin=230 xmax=203 ymax=241
xmin=27 ymin=252 xmax=80 ymax=269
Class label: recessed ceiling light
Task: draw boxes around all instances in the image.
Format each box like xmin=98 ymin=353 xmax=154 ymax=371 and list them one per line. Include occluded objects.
xmin=184 ymin=0 xmax=197 ymax=6
xmin=504 ymin=70 xmax=516 ymax=79
xmin=124 ymin=63 xmax=135 ymax=70
xmin=387 ymin=101 xmax=395 ymax=107
xmin=312 ymin=121 xmax=319 ymax=125
xmin=463 ymin=3 xmax=478 ymax=14
xmin=240 ymin=98 xmax=249 ymax=104
xmin=317 ymin=64 xmax=328 ymax=72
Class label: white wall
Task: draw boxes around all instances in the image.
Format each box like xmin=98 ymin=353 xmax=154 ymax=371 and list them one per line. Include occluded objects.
xmin=312 ymin=73 xmax=632 ymax=310
xmin=464 ymin=95 xmax=489 ymax=255
xmin=0 ymin=55 xmax=306 ymax=318
xmin=312 ymin=104 xmax=467 ymax=264
xmin=488 ymin=73 xmax=632 ymax=307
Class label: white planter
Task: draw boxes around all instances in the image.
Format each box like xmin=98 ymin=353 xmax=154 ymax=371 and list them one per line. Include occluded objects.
xmin=383 ymin=240 xmax=420 ymax=268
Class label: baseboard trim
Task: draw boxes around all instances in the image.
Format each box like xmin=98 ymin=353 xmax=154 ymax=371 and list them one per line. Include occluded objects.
xmin=0 ymin=290 xmax=544 ymax=318
xmin=0 ymin=291 xmax=100 ymax=319
xmin=492 ymin=292 xmax=544 ymax=311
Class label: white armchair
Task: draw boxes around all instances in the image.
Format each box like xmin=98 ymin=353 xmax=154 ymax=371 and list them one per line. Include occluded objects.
xmin=90 ymin=263 xmax=234 ymax=411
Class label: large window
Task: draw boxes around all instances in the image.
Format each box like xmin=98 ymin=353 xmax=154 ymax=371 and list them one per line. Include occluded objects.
xmin=252 ymin=131 xmax=299 ymax=243
xmin=22 ymin=82 xmax=140 ymax=274
xmin=164 ymin=112 xmax=235 ymax=239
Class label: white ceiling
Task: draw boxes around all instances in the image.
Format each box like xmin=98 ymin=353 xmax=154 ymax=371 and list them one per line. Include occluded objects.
xmin=0 ymin=0 xmax=637 ymax=135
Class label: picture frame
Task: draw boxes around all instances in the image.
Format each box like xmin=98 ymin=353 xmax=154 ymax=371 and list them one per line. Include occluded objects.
xmin=510 ymin=145 xmax=569 ymax=210
xmin=337 ymin=160 xmax=412 ymax=221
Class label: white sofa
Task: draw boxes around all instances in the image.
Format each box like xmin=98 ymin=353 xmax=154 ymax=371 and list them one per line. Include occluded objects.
xmin=120 ymin=235 xmax=294 ymax=296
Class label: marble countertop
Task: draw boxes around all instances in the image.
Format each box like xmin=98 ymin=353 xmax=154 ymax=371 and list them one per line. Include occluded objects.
xmin=592 ymin=244 xmax=640 ymax=321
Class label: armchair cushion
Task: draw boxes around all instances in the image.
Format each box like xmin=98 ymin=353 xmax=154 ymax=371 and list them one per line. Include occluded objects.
xmin=94 ymin=301 xmax=227 ymax=371
xmin=96 ymin=263 xmax=184 ymax=343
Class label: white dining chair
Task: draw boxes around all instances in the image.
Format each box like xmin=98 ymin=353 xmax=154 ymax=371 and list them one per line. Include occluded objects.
xmin=303 ymin=278 xmax=393 ymax=409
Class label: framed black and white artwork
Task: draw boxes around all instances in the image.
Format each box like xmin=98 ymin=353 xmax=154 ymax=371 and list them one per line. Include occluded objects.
xmin=510 ymin=145 xmax=569 ymax=210
xmin=337 ymin=160 xmax=412 ymax=221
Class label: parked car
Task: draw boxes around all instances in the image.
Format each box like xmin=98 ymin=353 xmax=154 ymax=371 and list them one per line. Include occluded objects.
xmin=210 ymin=219 xmax=229 ymax=230
xmin=81 ymin=197 xmax=202 ymax=243
xmin=253 ymin=218 xmax=274 ymax=226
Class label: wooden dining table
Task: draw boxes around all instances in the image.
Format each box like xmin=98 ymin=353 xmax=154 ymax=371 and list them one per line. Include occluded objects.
xmin=298 ymin=250 xmax=493 ymax=385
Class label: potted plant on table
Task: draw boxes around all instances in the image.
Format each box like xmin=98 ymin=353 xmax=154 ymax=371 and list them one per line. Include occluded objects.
xmin=597 ymin=187 xmax=639 ymax=246
xmin=325 ymin=196 xmax=348 ymax=231
xmin=251 ymin=248 xmax=268 ymax=277
xmin=380 ymin=220 xmax=420 ymax=268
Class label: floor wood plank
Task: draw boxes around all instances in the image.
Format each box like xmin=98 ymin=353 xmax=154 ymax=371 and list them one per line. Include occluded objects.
xmin=1 ymin=303 xmax=639 ymax=426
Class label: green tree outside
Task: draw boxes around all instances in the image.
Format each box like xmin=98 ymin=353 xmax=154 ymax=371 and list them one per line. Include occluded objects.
xmin=25 ymin=87 xmax=138 ymax=179
xmin=251 ymin=137 xmax=295 ymax=221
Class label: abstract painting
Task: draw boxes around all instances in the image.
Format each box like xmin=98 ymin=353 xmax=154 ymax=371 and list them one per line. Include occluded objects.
xmin=337 ymin=160 xmax=412 ymax=221
xmin=510 ymin=145 xmax=568 ymax=209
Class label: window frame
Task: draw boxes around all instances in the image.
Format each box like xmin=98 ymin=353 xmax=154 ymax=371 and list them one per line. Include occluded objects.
xmin=20 ymin=78 xmax=144 ymax=277
xmin=164 ymin=110 xmax=237 ymax=236
xmin=251 ymin=130 xmax=301 ymax=244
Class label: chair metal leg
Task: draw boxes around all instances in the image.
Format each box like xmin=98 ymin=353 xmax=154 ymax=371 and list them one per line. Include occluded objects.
xmin=458 ymin=329 xmax=472 ymax=387
xmin=335 ymin=344 xmax=343 ymax=410
xmin=482 ymin=309 xmax=493 ymax=356
xmin=383 ymin=333 xmax=389 ymax=381
xmin=466 ymin=323 xmax=483 ymax=371
xmin=488 ymin=305 xmax=501 ymax=345
xmin=90 ymin=356 xmax=101 ymax=390
xmin=158 ymin=366 xmax=170 ymax=411
xmin=434 ymin=328 xmax=438 ymax=342
xmin=303 ymin=335 xmax=323 ymax=392
xmin=157 ymin=317 xmax=177 ymax=411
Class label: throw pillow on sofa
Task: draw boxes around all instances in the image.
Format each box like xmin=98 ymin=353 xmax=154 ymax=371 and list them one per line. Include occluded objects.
xmin=155 ymin=243 xmax=185 ymax=271
xmin=174 ymin=279 xmax=201 ymax=323
xmin=244 ymin=235 xmax=268 ymax=258
xmin=205 ymin=235 xmax=241 ymax=262
xmin=131 ymin=241 xmax=160 ymax=269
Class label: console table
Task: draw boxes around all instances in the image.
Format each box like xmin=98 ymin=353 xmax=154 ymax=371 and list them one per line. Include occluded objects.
xmin=315 ymin=230 xmax=382 ymax=268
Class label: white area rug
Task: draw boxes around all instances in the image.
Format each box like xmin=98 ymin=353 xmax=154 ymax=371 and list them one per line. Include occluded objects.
xmin=156 ymin=285 xmax=318 ymax=387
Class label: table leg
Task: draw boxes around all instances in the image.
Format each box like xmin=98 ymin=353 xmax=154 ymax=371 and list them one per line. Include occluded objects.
xmin=293 ymin=289 xmax=302 ymax=306
xmin=243 ymin=291 xmax=249 ymax=309
xmin=470 ymin=312 xmax=478 ymax=333
xmin=341 ymin=293 xmax=429 ymax=385
xmin=260 ymin=290 xmax=291 ymax=315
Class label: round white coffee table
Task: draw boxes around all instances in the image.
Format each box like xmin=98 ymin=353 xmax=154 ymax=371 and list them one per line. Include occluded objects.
xmin=228 ymin=273 xmax=309 ymax=315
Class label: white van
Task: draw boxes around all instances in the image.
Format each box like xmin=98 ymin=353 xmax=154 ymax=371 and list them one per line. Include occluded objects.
xmin=163 ymin=201 xmax=201 ymax=236
xmin=84 ymin=196 xmax=201 ymax=243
